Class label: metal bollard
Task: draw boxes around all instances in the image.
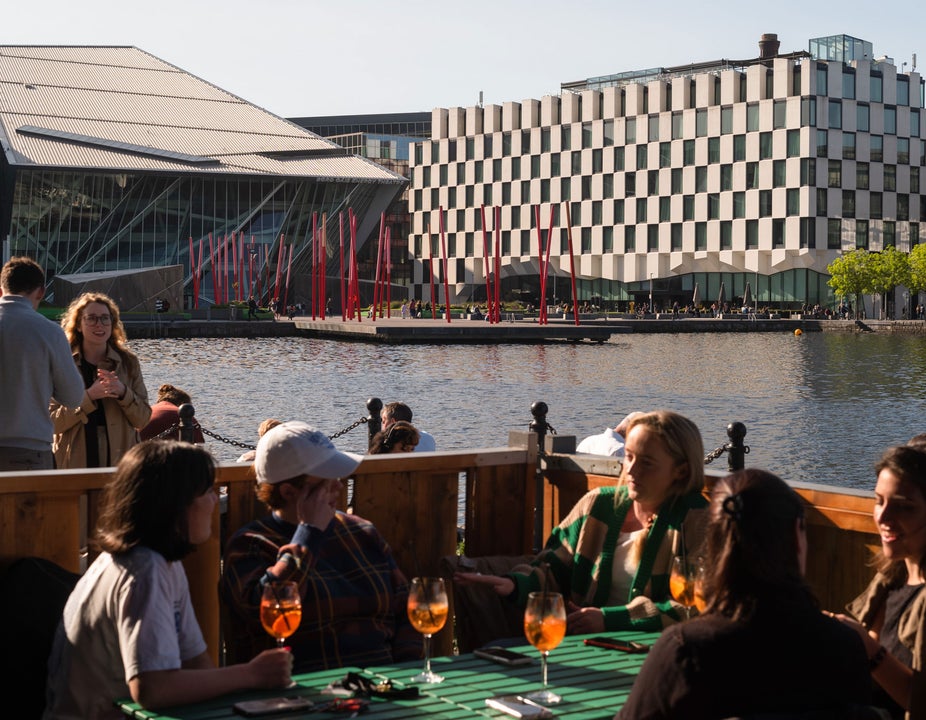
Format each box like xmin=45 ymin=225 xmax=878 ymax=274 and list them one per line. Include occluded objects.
xmin=178 ymin=403 xmax=197 ymax=444
xmin=366 ymin=397 xmax=383 ymax=450
xmin=529 ymin=401 xmax=549 ymax=553
xmin=726 ymin=422 xmax=748 ymax=471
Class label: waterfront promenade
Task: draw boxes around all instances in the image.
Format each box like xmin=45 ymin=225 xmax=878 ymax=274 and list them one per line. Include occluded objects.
xmin=120 ymin=312 xmax=926 ymax=341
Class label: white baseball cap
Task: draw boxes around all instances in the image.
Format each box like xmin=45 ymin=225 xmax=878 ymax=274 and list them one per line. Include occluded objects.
xmin=255 ymin=421 xmax=362 ymax=485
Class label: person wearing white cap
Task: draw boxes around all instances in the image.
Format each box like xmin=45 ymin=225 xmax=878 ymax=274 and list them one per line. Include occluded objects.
xmin=220 ymin=421 xmax=422 ymax=672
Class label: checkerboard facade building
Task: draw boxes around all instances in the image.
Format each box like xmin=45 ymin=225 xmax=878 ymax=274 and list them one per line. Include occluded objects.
xmin=407 ymin=35 xmax=925 ymax=310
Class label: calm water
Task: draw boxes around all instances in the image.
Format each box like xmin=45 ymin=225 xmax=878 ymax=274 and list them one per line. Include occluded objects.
xmin=133 ymin=332 xmax=926 ymax=491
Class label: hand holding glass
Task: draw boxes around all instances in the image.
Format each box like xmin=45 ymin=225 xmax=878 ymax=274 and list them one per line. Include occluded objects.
xmin=260 ymin=581 xmax=302 ymax=648
xmin=407 ymin=577 xmax=449 ymax=683
xmin=523 ymin=591 xmax=567 ymax=704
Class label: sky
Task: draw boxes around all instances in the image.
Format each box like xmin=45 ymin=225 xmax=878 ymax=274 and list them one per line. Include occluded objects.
xmin=4 ymin=0 xmax=925 ymax=120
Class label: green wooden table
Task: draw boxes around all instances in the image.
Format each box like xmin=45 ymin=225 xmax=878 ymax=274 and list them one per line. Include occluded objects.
xmin=117 ymin=631 xmax=660 ymax=720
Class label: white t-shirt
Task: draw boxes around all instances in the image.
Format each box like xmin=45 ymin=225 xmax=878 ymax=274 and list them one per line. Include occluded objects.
xmin=576 ymin=427 xmax=625 ymax=457
xmin=414 ymin=430 xmax=436 ymax=452
xmin=607 ymin=530 xmax=643 ymax=605
xmin=44 ymin=547 xmax=206 ymax=720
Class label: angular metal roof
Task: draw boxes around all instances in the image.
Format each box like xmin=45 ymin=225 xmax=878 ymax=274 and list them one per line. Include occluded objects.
xmin=0 ymin=46 xmax=405 ymax=184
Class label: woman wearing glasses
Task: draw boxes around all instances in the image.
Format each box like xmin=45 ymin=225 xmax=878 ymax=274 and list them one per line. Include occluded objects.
xmin=50 ymin=293 xmax=151 ymax=468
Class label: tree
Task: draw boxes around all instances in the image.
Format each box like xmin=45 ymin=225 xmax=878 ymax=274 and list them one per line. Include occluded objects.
xmin=827 ymin=249 xmax=871 ymax=319
xmin=910 ymin=244 xmax=926 ymax=296
xmin=868 ymin=246 xmax=911 ymax=319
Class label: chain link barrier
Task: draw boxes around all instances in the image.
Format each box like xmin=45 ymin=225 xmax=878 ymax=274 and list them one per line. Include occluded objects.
xmin=150 ymin=416 xmax=370 ymax=450
xmin=704 ymin=441 xmax=750 ymax=466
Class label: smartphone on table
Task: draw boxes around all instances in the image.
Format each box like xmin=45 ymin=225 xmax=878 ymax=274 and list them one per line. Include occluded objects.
xmin=583 ymin=636 xmax=649 ymax=653
xmin=233 ymin=696 xmax=314 ymax=716
xmin=485 ymin=694 xmax=553 ymax=718
xmin=473 ymin=646 xmax=534 ymax=666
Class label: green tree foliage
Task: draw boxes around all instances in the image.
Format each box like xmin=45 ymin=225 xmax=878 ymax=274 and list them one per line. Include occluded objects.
xmin=910 ymin=244 xmax=926 ymax=296
xmin=827 ymin=249 xmax=871 ymax=318
xmin=869 ymin=246 xmax=911 ymax=318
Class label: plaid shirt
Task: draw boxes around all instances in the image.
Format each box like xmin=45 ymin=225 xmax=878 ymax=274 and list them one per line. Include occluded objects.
xmin=221 ymin=511 xmax=421 ymax=672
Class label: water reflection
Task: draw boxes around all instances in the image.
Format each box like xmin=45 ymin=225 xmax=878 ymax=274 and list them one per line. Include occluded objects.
xmin=133 ymin=332 xmax=925 ymax=490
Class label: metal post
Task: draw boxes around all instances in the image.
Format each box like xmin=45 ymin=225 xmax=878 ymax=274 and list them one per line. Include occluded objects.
xmin=726 ymin=422 xmax=748 ymax=472
xmin=529 ymin=401 xmax=549 ymax=553
xmin=366 ymin=397 xmax=383 ymax=450
xmin=178 ymin=403 xmax=196 ymax=443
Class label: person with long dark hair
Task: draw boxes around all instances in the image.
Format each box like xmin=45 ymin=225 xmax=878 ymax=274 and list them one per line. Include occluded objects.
xmin=44 ymin=442 xmax=292 ymax=719
xmin=617 ymin=469 xmax=872 ymax=719
xmin=837 ymin=445 xmax=926 ymax=719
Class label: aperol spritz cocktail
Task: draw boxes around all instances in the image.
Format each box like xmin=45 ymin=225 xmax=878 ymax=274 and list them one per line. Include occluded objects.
xmin=407 ymin=577 xmax=449 ymax=683
xmin=260 ymin=581 xmax=302 ymax=648
xmin=670 ymin=556 xmax=706 ymax=619
xmin=523 ymin=591 xmax=567 ymax=704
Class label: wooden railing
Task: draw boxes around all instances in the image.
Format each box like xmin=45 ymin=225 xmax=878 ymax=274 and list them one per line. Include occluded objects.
xmin=0 ymin=434 xmax=878 ymax=665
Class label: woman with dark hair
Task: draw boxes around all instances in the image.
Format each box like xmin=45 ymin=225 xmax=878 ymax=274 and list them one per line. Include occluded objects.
xmin=50 ymin=292 xmax=151 ymax=468
xmin=837 ymin=445 xmax=926 ymax=719
xmin=368 ymin=420 xmax=420 ymax=454
xmin=617 ymin=469 xmax=872 ymax=719
xmin=44 ymin=441 xmax=292 ymax=720
xmin=456 ymin=410 xmax=710 ymax=634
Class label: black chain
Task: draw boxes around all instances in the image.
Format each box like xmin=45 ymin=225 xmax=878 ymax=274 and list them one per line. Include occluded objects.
xmin=704 ymin=443 xmax=750 ymax=465
xmin=150 ymin=416 xmax=369 ymax=450
xmin=328 ymin=417 xmax=369 ymax=441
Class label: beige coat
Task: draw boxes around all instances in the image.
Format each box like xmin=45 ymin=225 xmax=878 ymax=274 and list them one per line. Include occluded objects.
xmin=50 ymin=345 xmax=151 ymax=468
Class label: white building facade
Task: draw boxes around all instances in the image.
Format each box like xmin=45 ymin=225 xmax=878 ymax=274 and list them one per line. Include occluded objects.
xmin=407 ymin=35 xmax=925 ymax=311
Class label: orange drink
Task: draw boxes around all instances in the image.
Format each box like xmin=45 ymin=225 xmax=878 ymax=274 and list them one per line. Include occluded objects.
xmin=669 ymin=573 xmax=693 ymax=606
xmin=524 ymin=613 xmax=566 ymax=652
xmin=260 ymin=598 xmax=302 ymax=640
xmin=407 ymin=597 xmax=449 ymax=635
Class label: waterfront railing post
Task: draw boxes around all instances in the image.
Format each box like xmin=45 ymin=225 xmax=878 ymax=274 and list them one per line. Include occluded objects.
xmin=529 ymin=401 xmax=549 ymax=553
xmin=366 ymin=397 xmax=383 ymax=450
xmin=726 ymin=422 xmax=748 ymax=472
xmin=178 ymin=403 xmax=196 ymax=444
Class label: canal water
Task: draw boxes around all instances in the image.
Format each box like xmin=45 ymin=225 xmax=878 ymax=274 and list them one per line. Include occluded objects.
xmin=133 ymin=331 xmax=926 ymax=491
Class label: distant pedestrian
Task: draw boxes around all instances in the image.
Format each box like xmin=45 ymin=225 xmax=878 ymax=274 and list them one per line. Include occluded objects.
xmin=247 ymin=296 xmax=258 ymax=320
xmin=0 ymin=257 xmax=85 ymax=471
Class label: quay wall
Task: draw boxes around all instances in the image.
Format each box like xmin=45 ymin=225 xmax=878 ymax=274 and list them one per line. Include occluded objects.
xmin=120 ymin=316 xmax=926 ymax=339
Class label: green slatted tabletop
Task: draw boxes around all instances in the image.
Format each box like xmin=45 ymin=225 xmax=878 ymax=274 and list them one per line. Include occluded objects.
xmin=116 ymin=632 xmax=661 ymax=720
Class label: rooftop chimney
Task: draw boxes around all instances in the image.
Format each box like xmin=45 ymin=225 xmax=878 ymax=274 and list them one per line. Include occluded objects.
xmin=759 ymin=33 xmax=780 ymax=59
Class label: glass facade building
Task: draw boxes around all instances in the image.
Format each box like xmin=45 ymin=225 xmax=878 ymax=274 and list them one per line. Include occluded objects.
xmin=0 ymin=47 xmax=405 ymax=307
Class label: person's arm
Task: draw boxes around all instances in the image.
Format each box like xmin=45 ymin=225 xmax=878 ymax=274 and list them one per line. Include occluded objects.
xmin=114 ymin=357 xmax=152 ymax=428
xmin=615 ymin=628 xmax=687 ymax=720
xmin=50 ymin=332 xmax=85 ymax=408
xmin=128 ymin=649 xmax=292 ymax=710
xmin=831 ymin=612 xmax=914 ymax=711
xmin=49 ymin=391 xmax=95 ymax=432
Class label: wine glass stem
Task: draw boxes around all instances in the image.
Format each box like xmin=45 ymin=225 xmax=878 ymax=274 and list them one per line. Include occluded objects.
xmin=423 ymin=633 xmax=432 ymax=675
xmin=277 ymin=637 xmax=285 ymax=648
xmin=541 ymin=651 xmax=549 ymax=688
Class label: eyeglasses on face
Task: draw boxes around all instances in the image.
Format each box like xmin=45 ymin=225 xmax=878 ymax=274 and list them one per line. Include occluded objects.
xmin=82 ymin=314 xmax=112 ymax=326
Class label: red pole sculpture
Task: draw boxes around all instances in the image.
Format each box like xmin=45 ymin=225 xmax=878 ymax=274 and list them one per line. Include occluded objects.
xmin=534 ymin=207 xmax=546 ymax=325
xmin=188 ymin=237 xmax=194 ymax=310
xmin=339 ymin=212 xmax=346 ymax=320
xmin=195 ymin=238 xmax=203 ymax=309
xmin=283 ymin=244 xmax=294 ymax=312
xmin=385 ymin=226 xmax=392 ymax=319
xmin=427 ymin=227 xmax=436 ymax=319
xmin=208 ymin=233 xmax=217 ymax=305
xmin=349 ymin=209 xmax=361 ymax=321
xmin=493 ymin=206 xmax=501 ymax=324
xmin=311 ymin=213 xmax=318 ymax=319
xmin=564 ymin=203 xmax=581 ymax=326
xmin=273 ymin=235 xmax=285 ymax=309
xmin=438 ymin=207 xmax=451 ymax=323
xmin=371 ymin=212 xmax=385 ymax=321
xmin=320 ymin=214 xmax=327 ymax=320
xmin=480 ymin=205 xmax=493 ymax=324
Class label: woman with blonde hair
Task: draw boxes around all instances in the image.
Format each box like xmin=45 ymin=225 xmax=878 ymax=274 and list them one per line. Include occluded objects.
xmin=50 ymin=292 xmax=150 ymax=468
xmin=456 ymin=410 xmax=709 ymax=633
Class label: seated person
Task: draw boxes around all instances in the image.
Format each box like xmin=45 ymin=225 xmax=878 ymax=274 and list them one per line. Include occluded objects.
xmin=381 ymin=401 xmax=435 ymax=452
xmin=456 ymin=410 xmax=709 ymax=634
xmin=139 ymin=384 xmax=205 ymax=442
xmin=44 ymin=441 xmax=291 ymax=720
xmin=617 ymin=469 xmax=872 ymax=719
xmin=576 ymin=411 xmax=644 ymax=458
xmin=836 ymin=445 xmax=926 ymax=719
xmin=236 ymin=418 xmax=282 ymax=463
xmin=369 ymin=421 xmax=419 ymax=454
xmin=221 ymin=421 xmax=421 ymax=672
